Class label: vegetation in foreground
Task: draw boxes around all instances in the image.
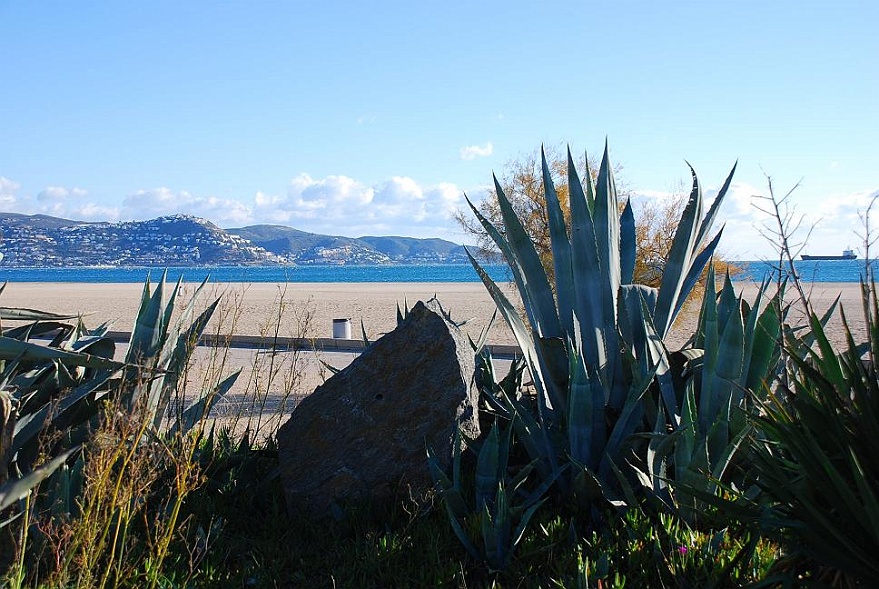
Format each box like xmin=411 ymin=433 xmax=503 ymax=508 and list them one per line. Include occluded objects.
xmin=1 ymin=142 xmax=877 ymax=588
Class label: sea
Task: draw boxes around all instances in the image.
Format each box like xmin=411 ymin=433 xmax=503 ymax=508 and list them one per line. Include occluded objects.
xmin=0 ymin=260 xmax=874 ymax=284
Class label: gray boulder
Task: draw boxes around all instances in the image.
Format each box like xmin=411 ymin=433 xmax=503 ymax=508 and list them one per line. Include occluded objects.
xmin=277 ymin=298 xmax=480 ymax=516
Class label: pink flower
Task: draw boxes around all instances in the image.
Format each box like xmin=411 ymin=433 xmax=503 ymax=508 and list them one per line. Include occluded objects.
xmin=677 ymin=546 xmax=688 ymax=555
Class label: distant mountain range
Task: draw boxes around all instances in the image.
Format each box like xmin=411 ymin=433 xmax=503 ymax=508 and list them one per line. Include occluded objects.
xmin=227 ymin=225 xmax=469 ymax=265
xmin=0 ymin=213 xmax=471 ymax=267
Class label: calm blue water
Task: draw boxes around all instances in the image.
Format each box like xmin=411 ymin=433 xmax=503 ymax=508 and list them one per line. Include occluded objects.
xmin=0 ymin=264 xmax=514 ymax=284
xmin=734 ymin=259 xmax=878 ymax=283
xmin=0 ymin=260 xmax=873 ymax=283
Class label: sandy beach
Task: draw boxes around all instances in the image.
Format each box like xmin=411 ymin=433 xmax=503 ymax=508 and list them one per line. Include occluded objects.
xmin=0 ymin=279 xmax=866 ymax=347
xmin=0 ymin=281 xmax=516 ymax=344
xmin=0 ymin=279 xmax=871 ymax=433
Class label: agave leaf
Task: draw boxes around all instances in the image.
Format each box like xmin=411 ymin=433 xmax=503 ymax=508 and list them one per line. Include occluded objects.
xmin=849 ymin=449 xmax=879 ymax=545
xmin=426 ymin=442 xmax=480 ymax=560
xmin=12 ymin=370 xmax=115 ymax=465
xmin=510 ymin=497 xmax=545 ymax=552
xmin=705 ymin=393 xmax=732 ymax=470
xmin=0 ymin=337 xmax=123 ymax=370
xmin=70 ymin=333 xmax=116 ymax=360
xmin=0 ymin=308 xmax=82 ymax=322
xmin=466 ymin=249 xmax=558 ymax=418
xmin=654 ymin=167 xmax=703 ymax=336
xmin=46 ymin=453 xmax=84 ymax=520
xmin=674 ymin=385 xmax=699 ymax=483
xmin=500 ymin=389 xmax=560 ymax=485
xmin=0 ymin=447 xmax=79 ymax=513
xmin=359 ymin=319 xmax=370 ymax=346
xmin=493 ymin=175 xmax=561 ymax=338
xmin=542 ymin=147 xmax=575 ymax=337
xmin=319 ymin=359 xmax=341 ymax=376
xmin=716 ymin=272 xmax=740 ymax=335
xmin=715 ymin=295 xmax=745 ymax=382
xmin=3 ymin=321 xmax=74 ymax=342
xmin=126 ymin=272 xmax=168 ymax=366
xmin=645 ymin=404 xmax=684 ymax=493
xmin=475 ymin=422 xmax=502 ymax=508
xmin=570 ymin=461 xmax=604 ymax=505
xmin=709 ymin=422 xmax=751 ymax=484
xmin=699 ymin=266 xmax=720 ymax=431
xmin=151 ymin=297 xmax=222 ymax=429
xmin=691 ymin=240 xmax=733 ymax=338
xmin=592 ymin=142 xmax=622 ymax=320
xmin=601 ymin=373 xmax=649 ymax=482
xmin=469 ymin=308 xmax=497 ymax=353
xmin=807 ymin=312 xmax=845 ymax=391
xmin=619 ymin=199 xmax=636 ymax=284
xmin=481 ymin=485 xmax=509 ymax=571
xmin=567 ymin=339 xmax=605 ymax=469
xmin=507 ymin=462 xmax=536 ymax=498
xmin=637 ymin=290 xmax=679 ymax=424
xmin=162 ymin=276 xmax=210 ymax=354
xmin=590 ymin=145 xmax=624 ymax=406
xmin=618 ymin=286 xmax=648 ymax=366
xmin=170 ymin=370 xmax=241 ymax=437
xmin=694 ymin=162 xmax=737 ymax=248
xmin=469 ymin=183 xmax=559 ymax=343
xmin=741 ymin=279 xmax=780 ymax=391
xmin=465 ymin=195 xmax=535 ymax=326
xmin=608 ymin=459 xmax=640 ymax=509
xmin=567 ymin=149 xmax=607 ymax=375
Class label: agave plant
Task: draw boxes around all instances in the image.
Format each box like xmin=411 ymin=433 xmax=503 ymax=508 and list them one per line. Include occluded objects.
xmin=427 ymin=421 xmax=551 ymax=572
xmin=0 ymin=273 xmax=238 ymax=532
xmin=464 ymin=142 xmax=744 ymax=508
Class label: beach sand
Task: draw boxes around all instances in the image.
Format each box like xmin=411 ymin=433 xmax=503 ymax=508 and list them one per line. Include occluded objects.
xmin=1 ymin=279 xmax=862 ymax=347
xmin=0 ymin=279 xmax=870 ymax=432
xmin=0 ymin=281 xmax=517 ymax=344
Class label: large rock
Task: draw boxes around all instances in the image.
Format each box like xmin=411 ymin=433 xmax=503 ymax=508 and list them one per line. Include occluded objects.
xmin=277 ymin=298 xmax=480 ymax=516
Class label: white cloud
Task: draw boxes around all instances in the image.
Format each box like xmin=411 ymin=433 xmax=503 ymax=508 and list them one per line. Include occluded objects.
xmin=0 ymin=177 xmax=20 ymax=208
xmin=460 ymin=142 xmax=494 ymax=161
xmin=71 ymin=203 xmax=121 ymax=221
xmin=256 ymin=174 xmax=465 ymax=238
xmin=121 ymin=187 xmax=253 ymax=225
xmin=708 ymin=182 xmax=879 ymax=260
xmin=287 ymin=173 xmax=374 ymax=211
xmin=37 ymin=186 xmax=88 ymax=203
xmin=722 ymin=181 xmax=765 ymax=217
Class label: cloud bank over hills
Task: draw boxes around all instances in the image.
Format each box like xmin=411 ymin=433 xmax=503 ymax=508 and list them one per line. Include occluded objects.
xmin=1 ymin=172 xmax=876 ymax=261
xmin=0 ymin=173 xmax=469 ymax=241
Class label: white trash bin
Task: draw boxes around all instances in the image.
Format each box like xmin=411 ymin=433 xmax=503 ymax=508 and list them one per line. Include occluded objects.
xmin=332 ymin=318 xmax=352 ymax=339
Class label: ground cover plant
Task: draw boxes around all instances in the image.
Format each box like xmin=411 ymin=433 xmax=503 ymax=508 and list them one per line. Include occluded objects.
xmin=0 ymin=146 xmax=877 ymax=587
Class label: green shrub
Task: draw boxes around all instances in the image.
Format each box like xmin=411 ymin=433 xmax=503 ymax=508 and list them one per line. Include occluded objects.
xmin=746 ymin=279 xmax=879 ymax=583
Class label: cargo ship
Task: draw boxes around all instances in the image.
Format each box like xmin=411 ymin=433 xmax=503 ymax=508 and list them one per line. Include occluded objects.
xmin=801 ymin=248 xmax=857 ymax=261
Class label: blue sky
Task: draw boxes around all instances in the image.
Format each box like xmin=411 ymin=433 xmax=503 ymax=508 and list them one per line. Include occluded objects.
xmin=1 ymin=1 xmax=876 ymax=259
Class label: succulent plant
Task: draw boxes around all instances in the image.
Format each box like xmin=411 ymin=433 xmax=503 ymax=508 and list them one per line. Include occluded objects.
xmin=464 ymin=143 xmax=740 ymax=506
xmin=427 ymin=420 xmax=551 ymax=571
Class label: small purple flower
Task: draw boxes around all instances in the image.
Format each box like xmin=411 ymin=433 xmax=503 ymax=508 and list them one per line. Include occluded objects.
xmin=677 ymin=546 xmax=689 ymax=555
